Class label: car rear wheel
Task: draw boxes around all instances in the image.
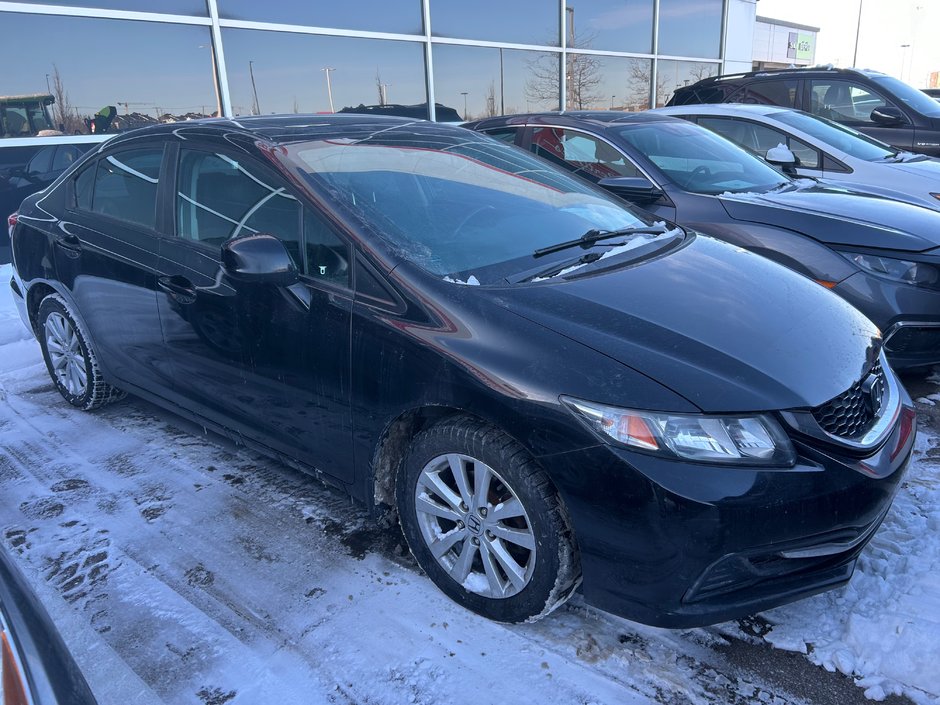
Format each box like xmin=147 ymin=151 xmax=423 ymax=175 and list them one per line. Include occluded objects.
xmin=397 ymin=417 xmax=580 ymax=622
xmin=37 ymin=295 xmax=125 ymax=410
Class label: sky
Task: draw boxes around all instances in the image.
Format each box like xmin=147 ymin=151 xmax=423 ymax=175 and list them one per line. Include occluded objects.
xmin=757 ymin=0 xmax=940 ymax=87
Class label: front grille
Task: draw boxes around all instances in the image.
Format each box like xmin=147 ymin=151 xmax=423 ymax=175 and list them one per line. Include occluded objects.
xmin=812 ymin=360 xmax=884 ymax=440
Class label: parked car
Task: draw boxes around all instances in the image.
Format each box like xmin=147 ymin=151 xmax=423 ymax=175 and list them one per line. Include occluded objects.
xmin=0 ymin=545 xmax=98 ymax=704
xmin=654 ymin=104 xmax=940 ymax=211
xmin=10 ymin=115 xmax=914 ymax=628
xmin=467 ymin=111 xmax=940 ymax=368
xmin=667 ymin=67 xmax=940 ymax=157
xmin=1 ymin=135 xmax=105 ymax=264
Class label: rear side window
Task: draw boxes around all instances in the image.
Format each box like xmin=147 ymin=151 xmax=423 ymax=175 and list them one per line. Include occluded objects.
xmin=53 ymin=145 xmax=86 ymax=172
xmin=89 ymin=148 xmax=163 ymax=229
xmin=730 ymin=80 xmax=798 ymax=108
xmin=697 ymin=117 xmax=820 ymax=168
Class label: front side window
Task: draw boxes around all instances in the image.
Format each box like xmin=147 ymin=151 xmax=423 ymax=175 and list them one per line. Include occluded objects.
xmin=614 ymin=121 xmax=787 ymax=194
xmin=809 ymin=80 xmax=890 ymax=124
xmin=697 ymin=117 xmax=820 ymax=169
xmin=177 ymin=148 xmax=302 ymax=263
xmin=90 ymin=147 xmax=163 ymax=229
xmin=530 ymin=127 xmax=641 ymax=182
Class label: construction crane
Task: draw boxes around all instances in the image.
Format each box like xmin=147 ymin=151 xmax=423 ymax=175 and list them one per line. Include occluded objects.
xmin=116 ymin=101 xmax=152 ymax=115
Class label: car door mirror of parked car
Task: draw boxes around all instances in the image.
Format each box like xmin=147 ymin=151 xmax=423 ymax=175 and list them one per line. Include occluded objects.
xmin=221 ymin=233 xmax=300 ymax=286
xmin=870 ymin=106 xmax=907 ymax=127
xmin=596 ymin=176 xmax=665 ymax=205
xmin=765 ymin=144 xmax=798 ymax=170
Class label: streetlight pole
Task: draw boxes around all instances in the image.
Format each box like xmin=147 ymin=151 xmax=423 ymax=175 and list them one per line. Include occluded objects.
xmin=610 ymin=94 xmax=616 ymax=110
xmin=249 ymin=60 xmax=261 ymax=115
xmin=900 ymin=44 xmax=911 ymax=82
xmin=460 ymin=92 xmax=469 ymax=120
xmin=45 ymin=73 xmax=52 ymax=95
xmin=322 ymin=67 xmax=336 ymax=113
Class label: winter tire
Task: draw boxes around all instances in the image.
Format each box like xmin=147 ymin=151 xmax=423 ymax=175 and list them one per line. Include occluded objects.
xmin=397 ymin=416 xmax=580 ymax=623
xmin=37 ymin=294 xmax=125 ymax=410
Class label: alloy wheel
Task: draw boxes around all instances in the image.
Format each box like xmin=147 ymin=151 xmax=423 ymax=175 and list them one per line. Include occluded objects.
xmin=44 ymin=311 xmax=88 ymax=397
xmin=414 ymin=453 xmax=536 ymax=599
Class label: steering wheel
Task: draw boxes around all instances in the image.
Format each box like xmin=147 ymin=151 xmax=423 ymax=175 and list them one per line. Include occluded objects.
xmin=682 ymin=164 xmax=712 ymax=189
xmin=453 ymin=205 xmax=498 ymax=237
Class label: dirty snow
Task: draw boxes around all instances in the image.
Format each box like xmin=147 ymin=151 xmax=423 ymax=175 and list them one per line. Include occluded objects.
xmin=0 ymin=263 xmax=938 ymax=705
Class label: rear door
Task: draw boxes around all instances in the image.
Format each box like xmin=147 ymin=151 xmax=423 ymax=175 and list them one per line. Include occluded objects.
xmin=56 ymin=144 xmax=172 ymax=391
xmin=157 ymin=143 xmax=355 ymax=479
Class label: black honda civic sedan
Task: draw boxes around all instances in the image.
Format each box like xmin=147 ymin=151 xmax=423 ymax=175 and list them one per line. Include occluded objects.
xmin=9 ymin=116 xmax=914 ymax=627
xmin=467 ymin=112 xmax=940 ymax=369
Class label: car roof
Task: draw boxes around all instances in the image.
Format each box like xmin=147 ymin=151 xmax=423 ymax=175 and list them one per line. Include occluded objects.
xmin=678 ymin=66 xmax=888 ymax=89
xmin=654 ymin=104 xmax=795 ymax=118
xmin=101 ymin=113 xmax=468 ymax=148
xmin=470 ymin=111 xmax=682 ymax=130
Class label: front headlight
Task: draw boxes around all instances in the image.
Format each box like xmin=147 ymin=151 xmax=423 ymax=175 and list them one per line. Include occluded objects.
xmin=843 ymin=251 xmax=940 ymax=288
xmin=562 ymin=397 xmax=796 ymax=466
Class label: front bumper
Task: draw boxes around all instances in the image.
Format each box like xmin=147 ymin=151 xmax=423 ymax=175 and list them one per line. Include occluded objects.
xmin=834 ymin=271 xmax=940 ymax=368
xmin=543 ymin=395 xmax=915 ymax=628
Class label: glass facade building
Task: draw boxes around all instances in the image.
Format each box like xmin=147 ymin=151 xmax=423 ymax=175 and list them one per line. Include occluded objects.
xmin=1 ymin=0 xmax=729 ymax=134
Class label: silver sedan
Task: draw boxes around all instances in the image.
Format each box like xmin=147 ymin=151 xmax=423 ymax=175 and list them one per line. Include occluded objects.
xmin=655 ymin=103 xmax=940 ymax=211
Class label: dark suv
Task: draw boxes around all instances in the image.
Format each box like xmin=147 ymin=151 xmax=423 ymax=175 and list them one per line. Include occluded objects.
xmin=669 ymin=67 xmax=940 ymax=157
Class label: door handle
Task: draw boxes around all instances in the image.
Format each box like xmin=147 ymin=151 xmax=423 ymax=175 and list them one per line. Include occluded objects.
xmin=54 ymin=233 xmax=82 ymax=256
xmin=157 ymin=275 xmax=197 ymax=304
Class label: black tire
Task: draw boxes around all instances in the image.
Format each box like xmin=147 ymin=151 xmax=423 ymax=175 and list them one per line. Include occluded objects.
xmin=397 ymin=416 xmax=580 ymax=623
xmin=37 ymin=294 xmax=125 ymax=411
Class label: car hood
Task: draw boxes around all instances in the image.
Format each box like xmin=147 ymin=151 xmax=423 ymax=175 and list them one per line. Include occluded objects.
xmin=491 ymin=235 xmax=880 ymax=413
xmin=718 ymin=185 xmax=940 ymax=252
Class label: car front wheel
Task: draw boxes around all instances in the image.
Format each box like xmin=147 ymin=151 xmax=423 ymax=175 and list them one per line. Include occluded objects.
xmin=37 ymin=294 xmax=125 ymax=411
xmin=397 ymin=417 xmax=580 ymax=622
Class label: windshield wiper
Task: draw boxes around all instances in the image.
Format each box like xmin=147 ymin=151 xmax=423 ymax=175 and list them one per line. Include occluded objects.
xmin=533 ymin=226 xmax=669 ymax=258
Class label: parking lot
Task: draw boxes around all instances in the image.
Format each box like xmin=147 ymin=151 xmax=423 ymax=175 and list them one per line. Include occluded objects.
xmin=0 ymin=263 xmax=936 ymax=705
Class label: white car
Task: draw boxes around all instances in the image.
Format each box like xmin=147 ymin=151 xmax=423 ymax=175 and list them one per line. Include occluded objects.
xmin=654 ymin=104 xmax=940 ymax=211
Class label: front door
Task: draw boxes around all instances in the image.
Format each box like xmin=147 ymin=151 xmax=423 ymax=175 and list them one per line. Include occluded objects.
xmin=156 ymin=144 xmax=354 ymax=481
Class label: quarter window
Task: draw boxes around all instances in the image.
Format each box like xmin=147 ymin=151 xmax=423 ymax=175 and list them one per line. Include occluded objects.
xmin=530 ymin=127 xmax=640 ymax=182
xmin=809 ymin=80 xmax=890 ymax=124
xmin=482 ymin=128 xmax=520 ymax=145
xmin=89 ymin=148 xmax=163 ymax=229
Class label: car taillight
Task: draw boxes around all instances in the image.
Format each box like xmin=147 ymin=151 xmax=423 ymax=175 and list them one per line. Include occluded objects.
xmin=7 ymin=212 xmax=17 ymax=238
xmin=1 ymin=628 xmax=29 ymax=705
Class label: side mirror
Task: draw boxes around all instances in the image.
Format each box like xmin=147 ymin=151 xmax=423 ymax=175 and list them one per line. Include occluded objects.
xmin=870 ymin=106 xmax=906 ymax=126
xmin=765 ymin=144 xmax=797 ymax=167
xmin=596 ymin=176 xmax=665 ymax=204
xmin=221 ymin=233 xmax=299 ymax=286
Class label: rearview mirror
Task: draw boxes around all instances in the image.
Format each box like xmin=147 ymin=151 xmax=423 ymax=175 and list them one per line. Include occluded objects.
xmin=221 ymin=233 xmax=299 ymax=286
xmin=596 ymin=176 xmax=665 ymax=204
xmin=870 ymin=106 xmax=906 ymax=126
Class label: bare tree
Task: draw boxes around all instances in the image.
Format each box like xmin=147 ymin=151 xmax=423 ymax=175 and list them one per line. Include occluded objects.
xmin=49 ymin=64 xmax=82 ymax=133
xmin=292 ymin=96 xmax=300 ymax=114
xmin=375 ymin=69 xmax=384 ymax=105
xmin=484 ymin=81 xmax=498 ymax=117
xmin=525 ymin=32 xmax=602 ymax=110
xmin=627 ymin=61 xmax=671 ymax=110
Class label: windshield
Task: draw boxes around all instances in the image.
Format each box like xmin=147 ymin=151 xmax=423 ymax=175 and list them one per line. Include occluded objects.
xmin=770 ymin=110 xmax=895 ymax=161
xmin=871 ymin=75 xmax=940 ymax=117
xmin=284 ymin=128 xmax=670 ymax=279
xmin=613 ymin=121 xmax=787 ymax=195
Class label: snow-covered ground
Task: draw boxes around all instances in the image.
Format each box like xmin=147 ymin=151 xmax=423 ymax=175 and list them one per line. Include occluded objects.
xmin=0 ymin=262 xmax=937 ymax=705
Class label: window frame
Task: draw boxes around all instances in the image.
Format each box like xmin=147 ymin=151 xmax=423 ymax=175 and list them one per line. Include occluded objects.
xmin=170 ymin=142 xmax=354 ymax=293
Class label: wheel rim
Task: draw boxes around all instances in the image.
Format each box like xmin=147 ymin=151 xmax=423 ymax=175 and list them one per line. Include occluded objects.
xmin=414 ymin=453 xmax=536 ymax=599
xmin=44 ymin=312 xmax=88 ymax=398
